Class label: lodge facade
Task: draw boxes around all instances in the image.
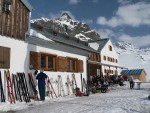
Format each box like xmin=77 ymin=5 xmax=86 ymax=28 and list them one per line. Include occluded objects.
xmin=0 ymin=0 xmax=127 ymax=98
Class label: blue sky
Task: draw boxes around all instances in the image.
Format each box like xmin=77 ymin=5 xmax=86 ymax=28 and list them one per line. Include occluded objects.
xmin=28 ymin=0 xmax=150 ymax=48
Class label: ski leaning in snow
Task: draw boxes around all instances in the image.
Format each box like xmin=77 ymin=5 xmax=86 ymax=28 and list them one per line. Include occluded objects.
xmin=12 ymin=74 xmax=22 ymax=102
xmin=5 ymin=70 xmax=15 ymax=104
xmin=17 ymin=73 xmax=30 ymax=103
xmin=46 ymin=77 xmax=57 ymax=98
xmin=82 ymin=78 xmax=87 ymax=93
xmin=72 ymin=73 xmax=78 ymax=95
xmin=0 ymin=71 xmax=5 ymax=102
xmin=28 ymin=73 xmax=39 ymax=101
xmin=65 ymin=75 xmax=73 ymax=95
xmin=57 ymin=75 xmax=65 ymax=97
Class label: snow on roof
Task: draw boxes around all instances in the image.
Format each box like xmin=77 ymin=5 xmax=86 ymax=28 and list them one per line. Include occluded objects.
xmin=30 ymin=29 xmax=54 ymax=42
xmin=75 ymin=33 xmax=90 ymax=41
xmin=89 ymin=38 xmax=109 ymax=51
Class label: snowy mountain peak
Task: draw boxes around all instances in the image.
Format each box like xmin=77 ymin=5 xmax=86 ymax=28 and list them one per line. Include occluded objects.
xmin=41 ymin=17 xmax=50 ymax=22
xmin=60 ymin=13 xmax=72 ymax=20
xmin=30 ymin=17 xmax=50 ymax=23
xmin=31 ymin=13 xmax=100 ymax=41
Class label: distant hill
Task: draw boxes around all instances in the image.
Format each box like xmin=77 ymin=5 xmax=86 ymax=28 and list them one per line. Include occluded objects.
xmin=114 ymin=41 xmax=150 ymax=80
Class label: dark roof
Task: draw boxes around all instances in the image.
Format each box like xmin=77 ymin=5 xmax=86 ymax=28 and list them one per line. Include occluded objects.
xmin=121 ymin=69 xmax=144 ymax=75
xmin=97 ymin=38 xmax=109 ymax=51
xmin=89 ymin=38 xmax=109 ymax=51
xmin=29 ymin=24 xmax=98 ymax=53
xmin=21 ymin=0 xmax=33 ymax=11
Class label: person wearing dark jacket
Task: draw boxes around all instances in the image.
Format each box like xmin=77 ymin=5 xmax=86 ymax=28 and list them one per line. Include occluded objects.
xmin=128 ymin=76 xmax=134 ymax=89
xmin=36 ymin=69 xmax=48 ymax=101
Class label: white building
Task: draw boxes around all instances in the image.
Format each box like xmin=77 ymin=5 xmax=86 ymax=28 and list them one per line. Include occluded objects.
xmin=89 ymin=38 xmax=123 ymax=76
xmin=0 ymin=0 xmax=98 ymax=99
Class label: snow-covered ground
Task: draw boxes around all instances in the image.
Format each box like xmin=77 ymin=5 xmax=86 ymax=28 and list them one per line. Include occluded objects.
xmin=114 ymin=42 xmax=150 ymax=80
xmin=1 ymin=82 xmax=150 ymax=113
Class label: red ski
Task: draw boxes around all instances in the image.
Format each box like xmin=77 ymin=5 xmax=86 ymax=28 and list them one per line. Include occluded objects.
xmin=5 ymin=70 xmax=15 ymax=104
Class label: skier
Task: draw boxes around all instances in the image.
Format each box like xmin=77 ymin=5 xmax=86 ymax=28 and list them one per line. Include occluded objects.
xmin=36 ymin=69 xmax=48 ymax=101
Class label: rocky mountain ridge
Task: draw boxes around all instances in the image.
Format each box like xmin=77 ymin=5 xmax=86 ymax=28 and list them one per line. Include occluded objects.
xmin=31 ymin=13 xmax=100 ymax=41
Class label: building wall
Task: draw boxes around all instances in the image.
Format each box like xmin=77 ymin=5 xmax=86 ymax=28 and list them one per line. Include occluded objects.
xmin=100 ymin=40 xmax=120 ymax=75
xmin=140 ymin=71 xmax=146 ymax=81
xmin=131 ymin=71 xmax=146 ymax=82
xmin=0 ymin=0 xmax=30 ymax=40
xmin=132 ymin=75 xmax=140 ymax=81
xmin=0 ymin=36 xmax=87 ymax=98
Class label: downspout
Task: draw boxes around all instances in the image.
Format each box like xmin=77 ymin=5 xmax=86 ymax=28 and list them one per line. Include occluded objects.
xmin=25 ymin=12 xmax=31 ymax=39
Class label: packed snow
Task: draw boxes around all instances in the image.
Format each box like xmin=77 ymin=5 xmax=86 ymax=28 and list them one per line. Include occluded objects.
xmin=1 ymin=82 xmax=150 ymax=113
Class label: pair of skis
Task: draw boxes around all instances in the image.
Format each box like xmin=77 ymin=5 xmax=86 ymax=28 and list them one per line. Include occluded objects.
xmin=12 ymin=73 xmax=30 ymax=103
xmin=28 ymin=73 xmax=39 ymax=100
xmin=58 ymin=75 xmax=65 ymax=97
xmin=5 ymin=70 xmax=16 ymax=104
xmin=65 ymin=74 xmax=78 ymax=96
xmin=46 ymin=77 xmax=57 ymax=98
xmin=0 ymin=71 xmax=5 ymax=102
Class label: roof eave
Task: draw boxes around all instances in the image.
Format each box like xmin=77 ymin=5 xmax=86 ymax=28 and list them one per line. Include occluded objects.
xmin=21 ymin=0 xmax=33 ymax=11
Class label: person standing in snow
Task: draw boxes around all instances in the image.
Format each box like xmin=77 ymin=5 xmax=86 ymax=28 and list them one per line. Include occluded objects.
xmin=128 ymin=76 xmax=134 ymax=89
xmin=36 ymin=69 xmax=48 ymax=101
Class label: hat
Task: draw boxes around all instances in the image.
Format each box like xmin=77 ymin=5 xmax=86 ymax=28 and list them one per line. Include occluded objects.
xmin=40 ymin=69 xmax=44 ymax=72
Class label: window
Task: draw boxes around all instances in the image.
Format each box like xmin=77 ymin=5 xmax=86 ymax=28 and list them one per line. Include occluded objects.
xmin=109 ymin=45 xmax=112 ymax=51
xmin=104 ymin=69 xmax=107 ymax=73
xmin=48 ymin=56 xmax=53 ymax=68
xmin=0 ymin=46 xmax=10 ymax=68
xmin=112 ymin=58 xmax=114 ymax=62
xmin=53 ymin=31 xmax=57 ymax=36
xmin=41 ymin=55 xmax=46 ymax=68
xmin=77 ymin=39 xmax=80 ymax=43
xmin=40 ymin=53 xmax=57 ymax=71
xmin=67 ymin=58 xmax=77 ymax=72
xmin=65 ymin=35 xmax=70 ymax=40
xmin=103 ymin=56 xmax=106 ymax=60
xmin=85 ymin=42 xmax=88 ymax=46
xmin=30 ymin=52 xmax=83 ymax=72
xmin=2 ymin=0 xmax=11 ymax=14
xmin=116 ymin=59 xmax=118 ymax=63
xmin=37 ymin=25 xmax=44 ymax=31
xmin=107 ymin=57 xmax=110 ymax=61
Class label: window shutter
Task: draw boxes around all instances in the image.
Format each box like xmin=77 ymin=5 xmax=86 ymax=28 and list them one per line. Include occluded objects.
xmin=78 ymin=60 xmax=83 ymax=73
xmin=0 ymin=47 xmax=4 ymax=68
xmin=0 ymin=46 xmax=10 ymax=68
xmin=30 ymin=51 xmax=41 ymax=70
xmin=3 ymin=47 xmax=10 ymax=68
xmin=75 ymin=60 xmax=78 ymax=72
xmin=58 ymin=56 xmax=67 ymax=72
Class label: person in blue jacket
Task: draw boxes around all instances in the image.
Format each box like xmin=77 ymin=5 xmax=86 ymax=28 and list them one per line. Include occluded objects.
xmin=36 ymin=69 xmax=48 ymax=101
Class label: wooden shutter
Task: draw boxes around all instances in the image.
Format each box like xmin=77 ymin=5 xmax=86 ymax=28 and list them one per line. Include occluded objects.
xmin=78 ymin=60 xmax=83 ymax=73
xmin=30 ymin=51 xmax=41 ymax=70
xmin=0 ymin=47 xmax=4 ymax=68
xmin=0 ymin=46 xmax=10 ymax=68
xmin=58 ymin=56 xmax=67 ymax=72
xmin=3 ymin=47 xmax=10 ymax=68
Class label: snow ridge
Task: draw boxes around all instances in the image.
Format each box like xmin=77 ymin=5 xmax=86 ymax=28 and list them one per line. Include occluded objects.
xmin=114 ymin=41 xmax=150 ymax=80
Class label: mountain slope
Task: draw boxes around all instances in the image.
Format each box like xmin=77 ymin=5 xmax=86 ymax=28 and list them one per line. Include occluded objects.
xmin=114 ymin=42 xmax=150 ymax=80
xmin=31 ymin=13 xmax=100 ymax=41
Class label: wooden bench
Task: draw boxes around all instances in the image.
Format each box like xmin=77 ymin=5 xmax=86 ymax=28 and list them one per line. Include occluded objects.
xmin=135 ymin=82 xmax=150 ymax=89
